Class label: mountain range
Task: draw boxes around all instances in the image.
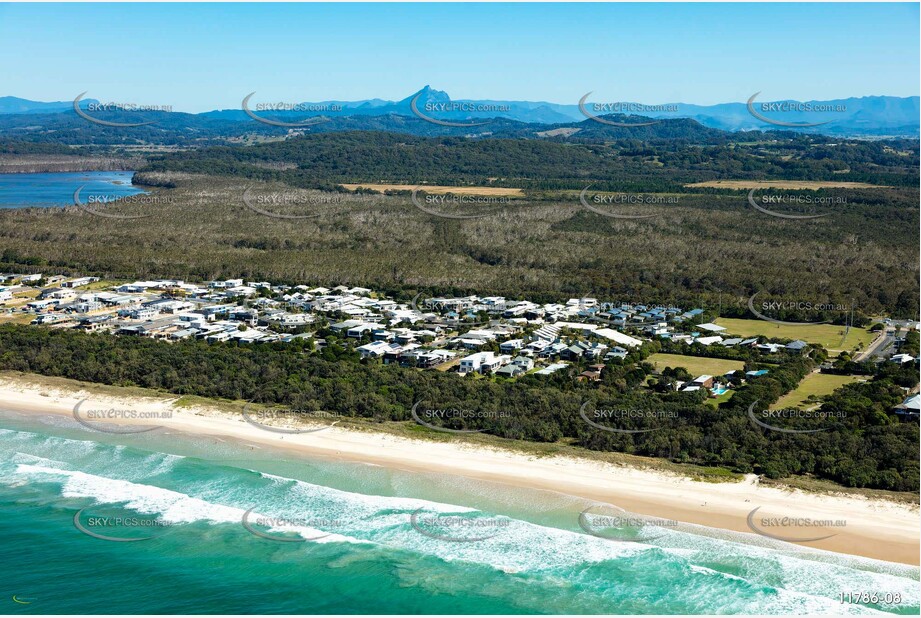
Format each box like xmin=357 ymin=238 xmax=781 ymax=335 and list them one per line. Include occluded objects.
xmin=1 ymin=87 xmax=918 ymax=138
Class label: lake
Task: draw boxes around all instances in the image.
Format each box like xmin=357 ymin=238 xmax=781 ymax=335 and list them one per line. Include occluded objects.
xmin=0 ymin=171 xmax=144 ymax=209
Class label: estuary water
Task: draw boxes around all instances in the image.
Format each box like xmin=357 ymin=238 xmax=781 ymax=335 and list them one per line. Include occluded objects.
xmin=0 ymin=171 xmax=142 ymax=208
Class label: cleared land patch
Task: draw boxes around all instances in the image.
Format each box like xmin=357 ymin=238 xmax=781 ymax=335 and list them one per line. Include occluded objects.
xmin=340 ymin=183 xmax=524 ymax=196
xmin=685 ymin=180 xmax=888 ymax=190
xmin=713 ymin=318 xmax=875 ymax=353
xmin=772 ymin=373 xmax=866 ymax=410
xmin=646 ymin=353 xmax=744 ymax=376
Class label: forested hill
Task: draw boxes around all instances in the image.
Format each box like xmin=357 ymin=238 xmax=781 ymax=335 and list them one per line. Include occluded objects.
xmin=140 ymin=130 xmax=920 ymax=191
xmin=0 ymin=106 xmax=775 ymax=146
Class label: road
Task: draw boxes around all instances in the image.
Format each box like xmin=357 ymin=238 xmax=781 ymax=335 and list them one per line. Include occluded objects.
xmin=854 ymin=319 xmax=919 ymax=362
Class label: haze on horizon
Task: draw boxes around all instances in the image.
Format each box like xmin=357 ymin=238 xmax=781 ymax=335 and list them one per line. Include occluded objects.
xmin=0 ymin=2 xmax=918 ymax=114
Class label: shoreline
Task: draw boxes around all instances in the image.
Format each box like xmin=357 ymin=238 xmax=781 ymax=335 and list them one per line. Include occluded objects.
xmin=0 ymin=374 xmax=918 ymax=566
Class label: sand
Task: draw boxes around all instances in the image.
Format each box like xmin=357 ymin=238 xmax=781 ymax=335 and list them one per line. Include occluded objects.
xmin=1 ymin=374 xmax=917 ymax=565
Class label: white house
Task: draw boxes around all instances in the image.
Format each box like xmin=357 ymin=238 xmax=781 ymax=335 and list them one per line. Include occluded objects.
xmin=510 ymin=356 xmax=534 ymax=371
xmin=61 ymin=276 xmax=100 ymax=288
xmin=695 ymin=336 xmax=724 ymax=346
xmin=534 ymin=362 xmax=569 ymax=375
xmin=356 ymin=341 xmax=392 ymax=359
xmin=458 ymin=352 xmax=510 ymax=375
xmin=593 ymin=327 xmax=643 ymax=348
xmin=500 ymin=339 xmax=524 ymax=353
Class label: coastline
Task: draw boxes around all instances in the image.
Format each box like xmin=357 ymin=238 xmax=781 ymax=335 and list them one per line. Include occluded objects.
xmin=0 ymin=373 xmax=917 ymax=566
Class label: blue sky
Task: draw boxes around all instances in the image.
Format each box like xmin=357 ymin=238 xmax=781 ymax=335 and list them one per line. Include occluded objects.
xmin=0 ymin=3 xmax=917 ymax=112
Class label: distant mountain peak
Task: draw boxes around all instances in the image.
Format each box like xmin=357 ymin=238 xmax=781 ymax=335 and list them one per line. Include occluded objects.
xmin=399 ymin=86 xmax=451 ymax=106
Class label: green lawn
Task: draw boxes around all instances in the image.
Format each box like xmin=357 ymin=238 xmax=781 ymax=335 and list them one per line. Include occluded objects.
xmin=706 ymin=390 xmax=735 ymax=408
xmin=713 ymin=318 xmax=877 ymax=353
xmin=772 ymin=372 xmax=866 ymax=410
xmin=646 ymin=353 xmax=744 ymax=377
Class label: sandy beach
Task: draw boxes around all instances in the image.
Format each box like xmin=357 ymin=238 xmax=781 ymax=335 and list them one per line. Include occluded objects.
xmin=1 ymin=374 xmax=917 ymax=566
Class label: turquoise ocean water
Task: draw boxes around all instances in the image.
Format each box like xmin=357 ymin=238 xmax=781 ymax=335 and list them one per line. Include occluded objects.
xmin=0 ymin=408 xmax=918 ymax=615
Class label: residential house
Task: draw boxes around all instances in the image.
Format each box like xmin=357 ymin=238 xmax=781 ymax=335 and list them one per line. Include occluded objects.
xmin=534 ymin=362 xmax=569 ymax=376
xmin=39 ymin=288 xmax=76 ymax=301
xmin=500 ymin=339 xmax=524 ymax=353
xmin=458 ymin=352 xmax=509 ymax=375
xmin=604 ymin=346 xmax=628 ymax=361
xmin=785 ymin=340 xmax=809 ymax=353
xmin=694 ymin=336 xmax=723 ymax=346
xmin=593 ymin=327 xmax=643 ymax=348
xmin=693 ymin=375 xmax=714 ymax=388
xmin=510 ymin=356 xmax=534 ymax=371
xmin=894 ymin=394 xmax=920 ymax=420
xmin=495 ymin=364 xmax=526 ymax=378
xmin=578 ymin=364 xmax=606 ymax=382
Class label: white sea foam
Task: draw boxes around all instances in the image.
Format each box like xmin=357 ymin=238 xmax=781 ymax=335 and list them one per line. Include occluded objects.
xmin=13 ymin=463 xmax=363 ymax=544
xmin=4 ymin=427 xmax=918 ymax=614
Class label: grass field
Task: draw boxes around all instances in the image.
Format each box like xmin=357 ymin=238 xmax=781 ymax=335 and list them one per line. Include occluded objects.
xmin=684 ymin=180 xmax=888 ymax=189
xmin=646 ymin=353 xmax=744 ymax=377
xmin=772 ymin=373 xmax=867 ymax=410
xmin=340 ymin=183 xmax=524 ymax=196
xmin=713 ymin=318 xmax=876 ymax=353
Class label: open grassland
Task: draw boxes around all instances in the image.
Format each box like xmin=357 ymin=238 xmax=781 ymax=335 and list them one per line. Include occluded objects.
xmin=684 ymin=180 xmax=889 ymax=189
xmin=772 ymin=373 xmax=867 ymax=410
xmin=646 ymin=353 xmax=744 ymax=376
xmin=0 ymin=173 xmax=916 ymax=317
xmin=714 ymin=318 xmax=876 ymax=352
xmin=340 ymin=183 xmax=524 ymax=196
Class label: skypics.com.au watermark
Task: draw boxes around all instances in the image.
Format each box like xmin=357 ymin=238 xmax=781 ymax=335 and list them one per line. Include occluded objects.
xmin=409 ymin=293 xmax=498 ymax=327
xmin=410 ymin=401 xmax=510 ymax=434
xmin=72 ymin=187 xmax=172 ymax=219
xmin=86 ymin=102 xmax=173 ymax=113
xmin=242 ymin=93 xmax=337 ymax=127
xmin=747 ymin=92 xmax=847 ymax=128
xmin=579 ymin=93 xmax=681 ymax=127
xmin=746 ymin=506 xmax=846 ymax=543
xmin=241 ymin=508 xmax=346 ymax=542
xmin=746 ymin=190 xmax=845 ymax=220
xmin=410 ymin=187 xmax=513 ymax=219
xmin=241 ymin=403 xmax=342 ymax=434
xmin=579 ymin=185 xmax=674 ymax=219
xmin=423 ymin=102 xmax=510 ymax=115
xmin=579 ymin=504 xmax=679 ymax=543
xmin=579 ymin=402 xmax=677 ymax=434
xmin=747 ymin=291 xmax=850 ymax=326
xmin=410 ymin=94 xmax=509 ymax=127
xmin=73 ymin=507 xmax=177 ymax=542
xmin=72 ymin=400 xmax=170 ymax=434
xmin=241 ymin=187 xmax=356 ymax=220
xmin=748 ymin=401 xmax=846 ymax=434
xmin=409 ymin=508 xmax=510 ymax=542
xmin=74 ymin=92 xmax=172 ymax=127
xmin=592 ymin=102 xmax=679 ymax=114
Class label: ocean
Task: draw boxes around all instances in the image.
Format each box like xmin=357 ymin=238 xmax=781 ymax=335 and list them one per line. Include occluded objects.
xmin=0 ymin=171 xmax=143 ymax=209
xmin=0 ymin=408 xmax=918 ymax=615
